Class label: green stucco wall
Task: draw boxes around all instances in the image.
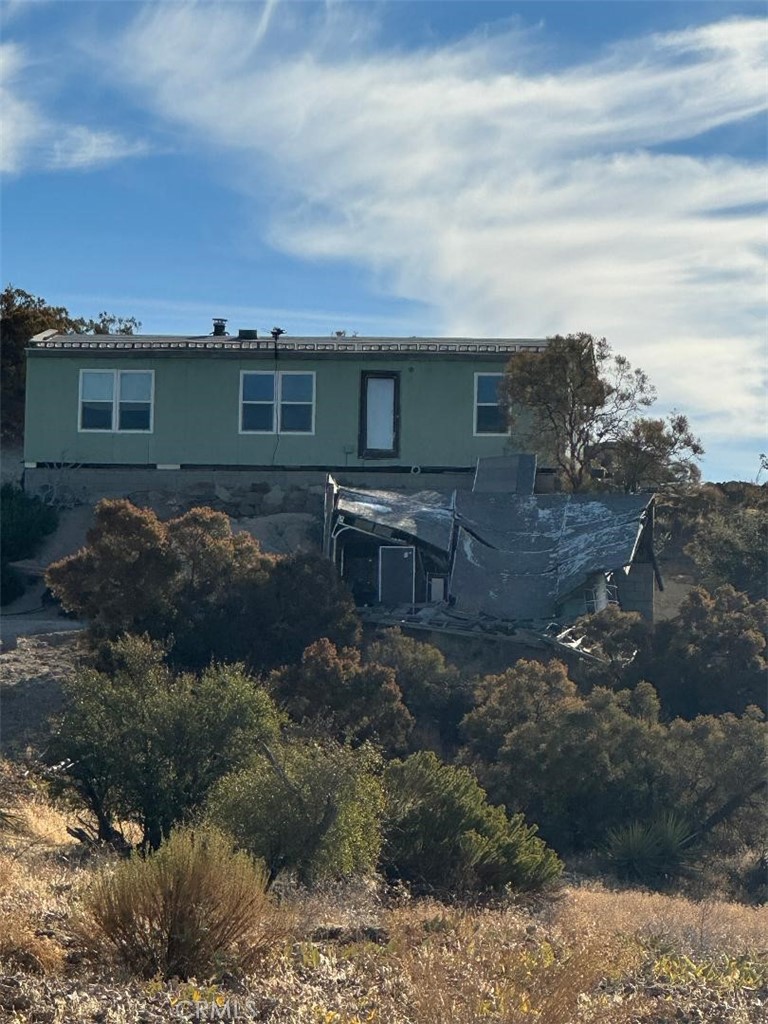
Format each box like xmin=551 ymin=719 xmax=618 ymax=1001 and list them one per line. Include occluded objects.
xmin=24 ymin=351 xmax=526 ymax=469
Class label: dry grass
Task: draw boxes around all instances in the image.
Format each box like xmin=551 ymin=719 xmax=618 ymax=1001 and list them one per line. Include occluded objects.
xmin=555 ymin=882 xmax=768 ymax=957
xmin=0 ymin=759 xmax=766 ymax=1022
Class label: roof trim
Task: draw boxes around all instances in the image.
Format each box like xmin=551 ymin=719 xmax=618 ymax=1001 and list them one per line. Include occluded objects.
xmin=27 ymin=335 xmax=548 ymax=356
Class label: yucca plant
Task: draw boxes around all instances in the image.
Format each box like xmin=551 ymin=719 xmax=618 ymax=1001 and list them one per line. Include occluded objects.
xmin=606 ymin=812 xmax=696 ymax=885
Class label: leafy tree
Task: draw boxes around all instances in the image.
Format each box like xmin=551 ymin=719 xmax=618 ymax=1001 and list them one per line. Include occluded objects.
xmin=661 ymin=708 xmax=767 ymax=857
xmin=382 ymin=751 xmax=561 ymax=893
xmin=1 ymin=285 xmax=139 ymax=439
xmin=365 ymin=629 xmax=472 ymax=751
xmin=636 ymin=586 xmax=768 ymax=717
xmin=603 ymin=414 xmax=703 ymax=493
xmin=48 ymin=635 xmax=282 ymax=850
xmin=207 ymin=741 xmax=383 ymax=885
xmin=686 ymin=508 xmax=767 ymax=602
xmin=46 ymin=499 xmax=360 ymax=671
xmin=257 ymin=553 xmax=363 ymax=668
xmin=499 ymin=333 xmax=702 ymax=491
xmin=462 ymin=657 xmax=767 ymax=861
xmin=461 ymin=659 xmax=577 ymax=763
xmin=46 ymin=500 xmax=180 ymax=636
xmin=469 ymin=682 xmax=666 ymax=852
xmin=269 ymin=639 xmax=413 ymax=753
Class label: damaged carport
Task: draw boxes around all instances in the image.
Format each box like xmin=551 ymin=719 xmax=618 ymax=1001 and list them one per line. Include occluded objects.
xmin=324 ymin=462 xmax=662 ymax=648
xmin=324 ymin=485 xmax=456 ymax=607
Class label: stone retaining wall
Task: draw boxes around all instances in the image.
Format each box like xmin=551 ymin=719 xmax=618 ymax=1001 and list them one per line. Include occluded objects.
xmin=22 ymin=466 xmax=477 ymax=518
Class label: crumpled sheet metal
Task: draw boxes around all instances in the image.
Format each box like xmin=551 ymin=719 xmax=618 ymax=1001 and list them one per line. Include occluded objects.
xmin=451 ymin=492 xmax=651 ymax=619
xmin=336 ymin=486 xmax=455 ymax=553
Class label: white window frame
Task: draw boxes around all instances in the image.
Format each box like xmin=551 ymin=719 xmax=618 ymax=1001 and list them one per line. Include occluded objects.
xmin=473 ymin=372 xmax=508 ymax=437
xmin=239 ymin=370 xmax=316 ymax=435
xmin=78 ymin=369 xmax=155 ymax=434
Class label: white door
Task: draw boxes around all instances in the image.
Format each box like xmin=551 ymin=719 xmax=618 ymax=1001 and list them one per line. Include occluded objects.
xmin=361 ymin=373 xmax=399 ymax=456
xmin=366 ymin=377 xmax=395 ymax=451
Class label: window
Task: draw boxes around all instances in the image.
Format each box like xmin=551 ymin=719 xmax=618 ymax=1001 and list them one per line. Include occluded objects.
xmin=79 ymin=370 xmax=153 ymax=432
xmin=474 ymin=373 xmax=507 ymax=435
xmin=240 ymin=371 xmax=315 ymax=434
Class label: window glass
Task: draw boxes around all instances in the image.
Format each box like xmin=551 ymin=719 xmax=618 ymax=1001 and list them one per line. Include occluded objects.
xmin=365 ymin=376 xmax=396 ymax=450
xmin=81 ymin=402 xmax=113 ymax=430
xmin=241 ymin=371 xmax=314 ymax=433
xmin=81 ymin=371 xmax=114 ymax=402
xmin=477 ymin=374 xmax=502 ymax=404
xmin=280 ymin=374 xmax=313 ymax=402
xmin=80 ymin=370 xmax=154 ymax=432
xmin=242 ymin=373 xmax=275 ymax=402
xmin=119 ymin=372 xmax=152 ymax=402
xmin=242 ymin=403 xmax=274 ymax=432
xmin=119 ymin=403 xmax=151 ymax=431
xmin=476 ymin=404 xmax=505 ymax=434
xmin=80 ymin=371 xmax=114 ymax=430
xmin=475 ymin=373 xmax=506 ymax=434
xmin=280 ymin=403 xmax=312 ymax=432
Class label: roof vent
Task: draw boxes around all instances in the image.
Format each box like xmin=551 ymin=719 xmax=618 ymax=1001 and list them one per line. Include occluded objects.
xmin=212 ymin=318 xmax=228 ymax=337
xmin=238 ymin=329 xmax=258 ymax=340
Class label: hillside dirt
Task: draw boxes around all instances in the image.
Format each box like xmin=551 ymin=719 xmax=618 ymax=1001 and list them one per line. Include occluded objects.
xmin=0 ymin=633 xmax=83 ymax=758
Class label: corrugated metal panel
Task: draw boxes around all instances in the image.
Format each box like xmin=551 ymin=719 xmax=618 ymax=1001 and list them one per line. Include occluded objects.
xmin=336 ymin=486 xmax=455 ymax=552
xmin=555 ymin=495 xmax=651 ymax=599
xmin=451 ymin=491 xmax=651 ymax=620
xmin=473 ymin=454 xmax=537 ymax=494
xmin=450 ymin=527 xmax=557 ymax=620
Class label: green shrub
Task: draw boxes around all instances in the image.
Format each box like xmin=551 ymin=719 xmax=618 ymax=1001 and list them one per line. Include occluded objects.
xmin=269 ymin=638 xmax=413 ymax=753
xmin=0 ymin=483 xmax=58 ymax=561
xmin=606 ymin=813 xmax=696 ymax=885
xmin=382 ymin=751 xmax=561 ymax=894
xmin=48 ymin=635 xmax=283 ymax=850
xmin=77 ymin=826 xmax=286 ymax=979
xmin=0 ymin=561 xmax=25 ymax=606
xmin=365 ymin=629 xmax=472 ymax=750
xmin=46 ymin=499 xmax=360 ymax=671
xmin=207 ymin=740 xmax=383 ymax=885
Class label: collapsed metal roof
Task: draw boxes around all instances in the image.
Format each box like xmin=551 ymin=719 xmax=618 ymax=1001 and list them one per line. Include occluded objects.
xmin=452 ymin=492 xmax=652 ymax=620
xmin=335 ymin=486 xmax=455 ymax=553
xmin=330 ymin=478 xmax=654 ymax=623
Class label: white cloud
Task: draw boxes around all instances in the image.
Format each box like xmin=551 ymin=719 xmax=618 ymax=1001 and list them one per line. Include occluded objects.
xmin=0 ymin=43 xmax=46 ymax=173
xmin=0 ymin=42 xmax=148 ymax=173
xmin=110 ymin=5 xmax=767 ymax=474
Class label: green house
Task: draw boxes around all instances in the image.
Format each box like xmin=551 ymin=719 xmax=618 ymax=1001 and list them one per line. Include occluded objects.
xmin=24 ymin=328 xmax=548 ymax=488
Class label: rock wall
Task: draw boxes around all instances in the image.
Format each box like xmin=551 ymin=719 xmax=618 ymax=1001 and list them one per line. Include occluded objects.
xmin=22 ymin=466 xmax=477 ymax=517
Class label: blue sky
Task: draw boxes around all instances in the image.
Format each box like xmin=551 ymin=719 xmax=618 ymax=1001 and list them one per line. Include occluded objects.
xmin=2 ymin=0 xmax=766 ymax=481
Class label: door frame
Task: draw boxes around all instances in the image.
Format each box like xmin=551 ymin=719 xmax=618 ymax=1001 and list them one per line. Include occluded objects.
xmin=358 ymin=371 xmax=401 ymax=458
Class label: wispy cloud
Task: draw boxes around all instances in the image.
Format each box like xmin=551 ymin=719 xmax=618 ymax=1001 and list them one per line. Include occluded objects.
xmin=110 ymin=5 xmax=768 ymax=471
xmin=0 ymin=42 xmax=148 ymax=174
